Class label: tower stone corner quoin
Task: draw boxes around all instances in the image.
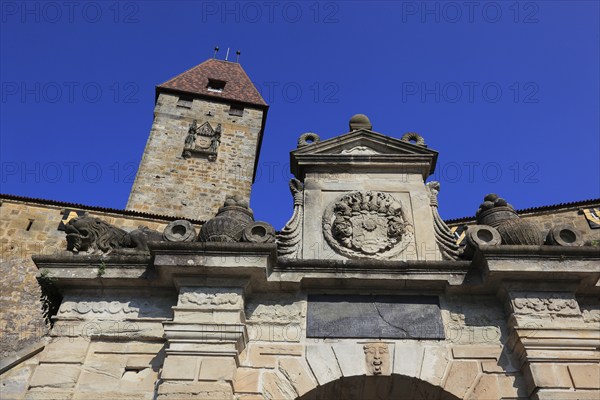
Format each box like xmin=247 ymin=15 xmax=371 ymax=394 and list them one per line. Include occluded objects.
xmin=1 ymin=58 xmax=599 ymax=400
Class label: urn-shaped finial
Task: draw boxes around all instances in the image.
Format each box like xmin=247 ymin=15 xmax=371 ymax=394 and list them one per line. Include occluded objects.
xmin=475 ymin=194 xmax=544 ymax=245
xmin=198 ymin=195 xmax=254 ymax=242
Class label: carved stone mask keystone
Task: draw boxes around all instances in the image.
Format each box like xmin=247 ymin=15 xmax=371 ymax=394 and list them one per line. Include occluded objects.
xmin=363 ymin=342 xmax=390 ymax=375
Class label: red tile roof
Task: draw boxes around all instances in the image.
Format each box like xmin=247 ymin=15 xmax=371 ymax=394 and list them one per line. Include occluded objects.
xmin=157 ymin=59 xmax=267 ymax=107
xmin=445 ymin=198 xmax=600 ymax=225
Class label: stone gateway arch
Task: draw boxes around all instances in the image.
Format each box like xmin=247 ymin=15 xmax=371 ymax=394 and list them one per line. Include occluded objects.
xmin=1 ymin=59 xmax=599 ymax=400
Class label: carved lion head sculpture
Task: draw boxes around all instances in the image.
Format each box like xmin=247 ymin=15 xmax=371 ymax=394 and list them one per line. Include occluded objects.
xmin=65 ymin=217 xmax=128 ymax=255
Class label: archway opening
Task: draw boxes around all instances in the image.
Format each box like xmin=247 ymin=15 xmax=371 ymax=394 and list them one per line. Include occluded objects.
xmin=297 ymin=374 xmax=460 ymax=400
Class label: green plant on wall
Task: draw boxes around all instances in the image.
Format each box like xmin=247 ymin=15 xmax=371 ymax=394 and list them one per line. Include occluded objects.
xmin=36 ymin=269 xmax=61 ymax=328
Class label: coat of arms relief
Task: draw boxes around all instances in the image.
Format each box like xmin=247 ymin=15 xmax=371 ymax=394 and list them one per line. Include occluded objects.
xmin=322 ymin=191 xmax=414 ymax=259
xmin=182 ymin=120 xmax=222 ymax=161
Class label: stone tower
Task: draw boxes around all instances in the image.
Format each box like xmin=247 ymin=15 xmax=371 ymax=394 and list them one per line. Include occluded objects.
xmin=127 ymin=58 xmax=268 ymax=221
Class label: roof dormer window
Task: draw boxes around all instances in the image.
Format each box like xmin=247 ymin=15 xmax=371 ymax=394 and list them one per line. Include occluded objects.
xmin=207 ymin=79 xmax=226 ymax=93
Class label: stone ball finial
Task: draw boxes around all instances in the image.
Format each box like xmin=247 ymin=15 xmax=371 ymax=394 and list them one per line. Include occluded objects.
xmin=349 ymin=114 xmax=372 ymax=131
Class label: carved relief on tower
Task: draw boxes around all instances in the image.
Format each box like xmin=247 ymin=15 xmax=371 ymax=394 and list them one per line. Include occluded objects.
xmin=322 ymin=191 xmax=414 ymax=259
xmin=363 ymin=342 xmax=391 ymax=375
xmin=182 ymin=119 xmax=222 ymax=161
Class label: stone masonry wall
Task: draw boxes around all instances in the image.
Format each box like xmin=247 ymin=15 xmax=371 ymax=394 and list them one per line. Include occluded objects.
xmin=0 ymin=199 xmax=188 ymax=362
xmin=1 ymin=291 xmax=531 ymax=399
xmin=126 ymin=93 xmax=265 ymax=221
xmin=519 ymin=207 xmax=600 ymax=244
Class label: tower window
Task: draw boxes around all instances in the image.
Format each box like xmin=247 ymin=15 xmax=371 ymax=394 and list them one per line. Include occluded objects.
xmin=177 ymin=96 xmax=193 ymax=109
xmin=207 ymin=79 xmax=226 ymax=93
xmin=228 ymin=105 xmax=244 ymax=117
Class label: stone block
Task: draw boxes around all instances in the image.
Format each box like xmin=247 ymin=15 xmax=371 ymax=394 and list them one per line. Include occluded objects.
xmin=278 ymin=357 xmax=318 ymax=397
xmin=443 ymin=360 xmax=479 ymax=398
xmin=40 ymin=338 xmax=89 ymax=364
xmin=198 ymin=357 xmax=236 ymax=381
xmin=305 ymin=344 xmax=342 ymax=386
xmin=29 ymin=364 xmax=81 ymax=388
xmin=91 ymin=340 xmax=163 ymax=355
xmin=529 ymin=363 xmax=573 ymax=389
xmin=331 ymin=342 xmax=366 ymax=377
xmin=120 ymin=367 xmax=160 ymax=392
xmin=498 ymin=374 xmax=527 ymax=398
xmin=568 ymin=364 xmax=600 ymax=389
xmin=246 ymin=323 xmax=302 ymax=342
xmin=452 ymin=345 xmax=502 ymax=360
xmin=161 ymin=356 xmax=197 ymax=380
xmin=262 ymin=371 xmax=296 ymax=400
xmin=481 ymin=360 xmax=504 ymax=373
xmin=125 ymin=341 xmax=166 ymax=354
xmin=467 ymin=374 xmax=499 ymax=400
xmin=157 ymin=381 xmax=234 ymax=399
xmin=77 ymin=354 xmax=124 ymax=391
xmin=420 ymin=346 xmax=449 ymax=386
xmin=393 ymin=342 xmax=424 ymax=378
xmin=532 ymin=389 xmax=600 ymax=399
xmin=245 ymin=344 xmax=302 ymax=368
xmin=126 ymin=355 xmax=155 ymax=369
xmin=25 ymin=389 xmax=75 ymax=399
xmin=0 ymin=362 xmax=36 ymax=399
xmin=233 ymin=367 xmax=261 ymax=394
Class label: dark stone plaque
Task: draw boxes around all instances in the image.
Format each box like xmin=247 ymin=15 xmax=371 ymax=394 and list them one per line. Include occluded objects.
xmin=307 ymin=294 xmax=445 ymax=339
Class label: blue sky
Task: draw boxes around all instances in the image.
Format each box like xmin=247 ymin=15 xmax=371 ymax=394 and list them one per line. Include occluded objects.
xmin=1 ymin=1 xmax=599 ymax=228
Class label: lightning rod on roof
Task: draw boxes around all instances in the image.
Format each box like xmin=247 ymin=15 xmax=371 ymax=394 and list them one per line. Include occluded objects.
xmin=225 ymin=47 xmax=230 ymax=61
xmin=213 ymin=46 xmax=219 ymax=58
xmin=236 ymin=50 xmax=241 ymax=63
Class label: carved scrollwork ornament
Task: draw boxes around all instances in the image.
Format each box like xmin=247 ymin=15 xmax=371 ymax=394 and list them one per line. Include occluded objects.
xmin=163 ymin=220 xmax=197 ymax=242
xmin=297 ymin=132 xmax=320 ymax=148
xmin=322 ymin=191 xmax=414 ymax=259
xmin=513 ymin=295 xmax=579 ymax=314
xmin=277 ymin=179 xmax=305 ymax=258
xmin=401 ymin=132 xmax=426 ymax=147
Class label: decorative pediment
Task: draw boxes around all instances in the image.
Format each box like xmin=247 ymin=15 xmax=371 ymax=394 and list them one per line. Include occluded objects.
xmin=292 ymin=129 xmax=437 ymax=156
xmin=290 ymin=129 xmax=439 ymax=179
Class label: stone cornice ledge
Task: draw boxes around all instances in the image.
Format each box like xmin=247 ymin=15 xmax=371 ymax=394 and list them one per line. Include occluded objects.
xmin=473 ymin=245 xmax=600 ymax=294
xmin=150 ymin=242 xmax=278 ymax=290
xmin=275 ymin=258 xmax=472 ymax=289
xmin=33 ymin=254 xmax=154 ymax=288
